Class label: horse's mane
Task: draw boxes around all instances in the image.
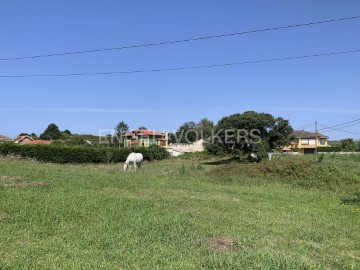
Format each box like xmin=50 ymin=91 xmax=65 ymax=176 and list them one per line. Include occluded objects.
xmin=125 ymin=152 xmax=135 ymax=163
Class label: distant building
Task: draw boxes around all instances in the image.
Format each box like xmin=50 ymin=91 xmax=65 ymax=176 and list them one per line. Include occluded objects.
xmin=282 ymin=130 xmax=329 ymax=154
xmin=123 ymin=130 xmax=168 ymax=147
xmin=14 ymin=135 xmax=51 ymax=145
xmin=0 ymin=135 xmax=13 ymax=142
xmin=167 ymin=139 xmax=205 ymax=155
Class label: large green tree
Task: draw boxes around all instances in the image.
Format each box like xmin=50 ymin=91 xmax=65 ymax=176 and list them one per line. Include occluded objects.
xmin=40 ymin=123 xmax=62 ymax=140
xmin=207 ymin=111 xmax=293 ymax=160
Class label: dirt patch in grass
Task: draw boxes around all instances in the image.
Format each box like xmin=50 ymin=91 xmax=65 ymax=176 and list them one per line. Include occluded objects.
xmin=0 ymin=213 xmax=7 ymax=221
xmin=16 ymin=240 xmax=33 ymax=246
xmin=1 ymin=176 xmax=27 ymax=182
xmin=1 ymin=175 xmax=48 ymax=188
xmin=1 ymin=181 xmax=48 ymax=188
xmin=208 ymin=235 xmax=238 ymax=252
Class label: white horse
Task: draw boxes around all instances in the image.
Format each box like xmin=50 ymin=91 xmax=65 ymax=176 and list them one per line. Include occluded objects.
xmin=123 ymin=153 xmax=143 ymax=171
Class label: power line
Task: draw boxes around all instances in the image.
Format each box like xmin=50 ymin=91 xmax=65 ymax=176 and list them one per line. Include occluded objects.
xmin=318 ymin=118 xmax=360 ymax=131
xmin=296 ymin=123 xmax=314 ymax=130
xmin=0 ymin=48 xmax=359 ymax=78
xmin=1 ymin=15 xmax=360 ymax=62
xmin=322 ymin=121 xmax=360 ymax=131
xmin=318 ymin=123 xmax=360 ymax=135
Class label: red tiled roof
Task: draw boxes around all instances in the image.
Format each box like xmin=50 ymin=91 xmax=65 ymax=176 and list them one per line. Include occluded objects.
xmin=125 ymin=130 xmax=165 ymax=137
xmin=20 ymin=140 xmax=51 ymax=145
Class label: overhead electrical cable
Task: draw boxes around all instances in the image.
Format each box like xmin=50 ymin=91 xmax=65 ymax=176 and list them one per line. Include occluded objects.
xmin=318 ymin=123 xmax=360 ymax=135
xmin=0 ymin=48 xmax=359 ymax=78
xmin=318 ymin=118 xmax=360 ymax=131
xmin=0 ymin=15 xmax=359 ymax=61
xmin=297 ymin=123 xmax=315 ymax=130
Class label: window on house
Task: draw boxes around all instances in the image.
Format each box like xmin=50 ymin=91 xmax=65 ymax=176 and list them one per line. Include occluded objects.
xmin=308 ymin=139 xmax=316 ymax=145
xmin=301 ymin=139 xmax=309 ymax=145
xmin=320 ymin=138 xmax=326 ymax=145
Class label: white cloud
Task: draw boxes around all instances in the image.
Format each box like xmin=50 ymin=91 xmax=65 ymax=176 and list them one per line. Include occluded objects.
xmin=0 ymin=107 xmax=179 ymax=113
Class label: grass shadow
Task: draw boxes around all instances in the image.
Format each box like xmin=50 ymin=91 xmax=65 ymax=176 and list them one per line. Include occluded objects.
xmin=201 ymin=157 xmax=240 ymax=166
xmin=340 ymin=193 xmax=360 ymax=205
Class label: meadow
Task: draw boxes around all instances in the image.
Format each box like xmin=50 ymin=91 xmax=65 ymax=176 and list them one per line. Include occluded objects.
xmin=0 ymin=154 xmax=359 ymax=269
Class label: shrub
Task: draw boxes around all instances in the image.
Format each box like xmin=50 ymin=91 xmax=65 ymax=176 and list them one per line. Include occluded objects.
xmin=204 ymin=143 xmax=226 ymax=155
xmin=249 ymin=140 xmax=270 ymax=161
xmin=196 ymin=164 xmax=204 ymax=170
xmin=317 ymin=146 xmax=341 ymax=152
xmin=142 ymin=145 xmax=170 ymax=161
xmin=0 ymin=143 xmax=169 ymax=164
xmin=207 ymin=157 xmax=360 ymax=193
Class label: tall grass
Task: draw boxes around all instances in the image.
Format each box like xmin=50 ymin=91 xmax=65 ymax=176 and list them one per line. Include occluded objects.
xmin=0 ymin=156 xmax=359 ymax=269
xmin=208 ymin=155 xmax=360 ymax=193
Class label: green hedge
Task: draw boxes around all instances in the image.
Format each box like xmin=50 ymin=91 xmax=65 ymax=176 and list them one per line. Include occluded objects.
xmin=317 ymin=146 xmax=341 ymax=152
xmin=0 ymin=143 xmax=169 ymax=163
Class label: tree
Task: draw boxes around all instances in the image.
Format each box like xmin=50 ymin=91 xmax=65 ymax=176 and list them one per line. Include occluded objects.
xmin=40 ymin=123 xmax=62 ymax=140
xmin=268 ymin=117 xmax=294 ymax=149
xmin=198 ymin=118 xmax=214 ymax=141
xmin=63 ymin=129 xmax=72 ymax=136
xmin=174 ymin=121 xmax=198 ymax=143
xmin=340 ymin=138 xmax=357 ymax=151
xmin=138 ymin=126 xmax=147 ymax=130
xmin=168 ymin=132 xmax=177 ymax=144
xmin=19 ymin=132 xmax=38 ymax=138
xmin=210 ymin=111 xmax=293 ymax=160
xmin=114 ymin=121 xmax=129 ymax=147
xmin=171 ymin=118 xmax=214 ymax=144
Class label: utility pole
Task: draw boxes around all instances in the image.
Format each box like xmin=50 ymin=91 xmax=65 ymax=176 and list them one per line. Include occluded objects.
xmin=315 ymin=121 xmax=318 ymax=162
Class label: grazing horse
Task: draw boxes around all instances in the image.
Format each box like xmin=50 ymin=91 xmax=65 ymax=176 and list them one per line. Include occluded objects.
xmin=123 ymin=153 xmax=143 ymax=171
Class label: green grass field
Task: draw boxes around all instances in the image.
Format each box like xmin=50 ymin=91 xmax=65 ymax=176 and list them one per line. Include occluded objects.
xmin=0 ymin=155 xmax=359 ymax=269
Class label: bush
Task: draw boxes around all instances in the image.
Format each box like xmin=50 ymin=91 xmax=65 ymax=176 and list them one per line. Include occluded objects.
xmin=317 ymin=146 xmax=341 ymax=152
xmin=204 ymin=143 xmax=226 ymax=155
xmin=207 ymin=157 xmax=360 ymax=193
xmin=0 ymin=143 xmax=169 ymax=164
xmin=249 ymin=140 xmax=270 ymax=161
xmin=135 ymin=145 xmax=170 ymax=161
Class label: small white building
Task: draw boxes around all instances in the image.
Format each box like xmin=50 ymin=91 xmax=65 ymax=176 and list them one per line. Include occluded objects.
xmin=167 ymin=139 xmax=205 ymax=156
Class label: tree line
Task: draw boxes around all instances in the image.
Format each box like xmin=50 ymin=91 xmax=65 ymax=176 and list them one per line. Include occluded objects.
xmin=18 ymin=111 xmax=360 ymax=157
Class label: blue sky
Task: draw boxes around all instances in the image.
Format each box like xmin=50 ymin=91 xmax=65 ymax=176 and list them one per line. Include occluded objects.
xmin=0 ymin=0 xmax=359 ymax=140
